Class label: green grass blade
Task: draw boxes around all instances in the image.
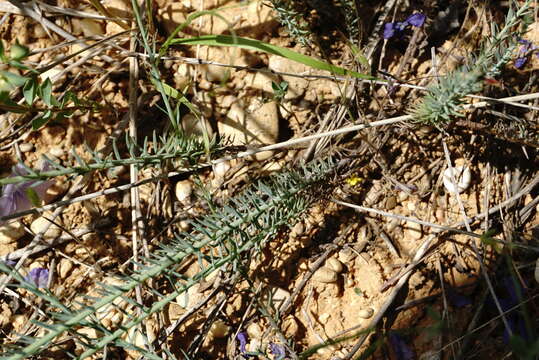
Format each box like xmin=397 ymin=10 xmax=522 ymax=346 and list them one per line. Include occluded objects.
xmin=169 ymin=35 xmax=377 ymax=80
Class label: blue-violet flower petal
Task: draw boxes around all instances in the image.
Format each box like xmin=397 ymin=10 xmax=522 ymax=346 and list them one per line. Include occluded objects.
xmin=406 ymin=13 xmax=426 ymax=27
xmin=269 ymin=343 xmax=286 ymax=360
xmin=24 ymin=267 xmax=49 ymax=288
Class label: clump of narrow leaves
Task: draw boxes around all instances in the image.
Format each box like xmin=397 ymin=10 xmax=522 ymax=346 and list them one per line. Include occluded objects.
xmin=0 ymin=41 xmax=98 ymax=130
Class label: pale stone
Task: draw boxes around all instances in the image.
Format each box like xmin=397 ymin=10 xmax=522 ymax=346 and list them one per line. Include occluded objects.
xmin=103 ymin=0 xmax=131 ymax=18
xmin=268 ymin=56 xmax=309 ymax=100
xmin=0 ymin=221 xmax=26 ymax=244
xmin=291 ymin=221 xmax=304 ymax=237
xmin=19 ymin=143 xmax=33 ymax=152
xmin=535 ymin=258 xmax=539 ymax=285
xmin=30 ymin=217 xmax=62 ymax=240
xmin=175 ymin=180 xmax=192 ymax=202
xmin=213 ymin=161 xmax=230 ymax=178
xmin=58 ymin=258 xmax=73 ymax=279
xmin=385 ymin=195 xmax=397 ymax=210
xmin=124 ymin=319 xmax=157 ymax=350
xmin=443 ymin=166 xmax=471 ymax=194
xmin=405 ymin=221 xmax=422 ymax=240
xmin=168 ymin=303 xmax=184 ymax=322
xmin=176 ymin=283 xmax=204 ymax=310
xmin=358 ymin=308 xmax=374 ymax=319
xmin=319 ymin=312 xmax=330 ymax=322
xmin=313 ymin=267 xmax=338 ymax=283
xmin=282 ymin=316 xmax=299 ymax=337
xmin=106 ymin=22 xmax=125 ymax=35
xmin=39 ymin=67 xmax=63 ymax=82
xmin=406 ymin=201 xmax=417 ymax=212
xmin=209 ymin=320 xmax=229 ymax=338
xmin=219 ymin=99 xmax=279 ymax=151
xmin=338 ymin=248 xmax=356 ymax=263
xmin=247 ymin=338 xmax=262 ymax=353
xmin=204 ymin=64 xmax=229 ymax=83
xmin=44 ymin=181 xmax=67 ymax=203
xmin=246 ymin=322 xmax=263 ymax=338
xmin=0 ymin=242 xmax=17 ymax=257
xmin=159 ymin=2 xmax=187 ymax=34
xmin=78 ymin=18 xmax=104 ymax=37
xmin=49 ymin=147 xmax=64 ymax=158
xmin=263 ymin=286 xmax=290 ymax=310
xmin=33 ymin=24 xmax=47 ymax=39
xmin=326 ymin=258 xmax=344 ymax=273
xmin=12 ymin=314 xmax=27 ymax=333
xmin=244 ymin=71 xmax=279 ymax=93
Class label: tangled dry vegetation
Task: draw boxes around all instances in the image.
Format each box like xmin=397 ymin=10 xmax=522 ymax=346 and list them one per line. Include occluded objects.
xmin=0 ymin=0 xmax=538 ymax=359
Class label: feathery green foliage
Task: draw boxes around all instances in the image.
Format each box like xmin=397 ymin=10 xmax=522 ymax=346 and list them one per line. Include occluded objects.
xmin=411 ymin=0 xmax=533 ymax=127
xmin=268 ymin=0 xmax=311 ymax=47
xmin=0 ymin=159 xmax=335 ymax=359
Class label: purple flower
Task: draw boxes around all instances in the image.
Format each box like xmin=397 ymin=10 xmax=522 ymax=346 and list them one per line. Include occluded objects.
xmin=514 ymin=57 xmax=528 ymax=69
xmin=24 ymin=267 xmax=49 ymax=288
xmin=383 ymin=12 xmax=426 ymax=39
xmin=237 ymin=332 xmax=248 ymax=354
xmin=0 ymin=164 xmax=52 ymax=220
xmin=388 ymin=332 xmax=415 ymax=360
xmin=269 ymin=343 xmax=286 ymax=360
xmin=4 ymin=259 xmax=16 ymax=267
xmin=514 ymin=39 xmax=539 ymax=69
xmin=406 ymin=13 xmax=426 ymax=27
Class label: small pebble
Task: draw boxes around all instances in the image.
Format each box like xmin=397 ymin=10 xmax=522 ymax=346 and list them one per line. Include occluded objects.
xmin=49 ymin=147 xmax=64 ymax=158
xmin=107 ymin=165 xmax=128 ymax=179
xmin=213 ymin=161 xmax=230 ymax=178
xmin=443 ymin=166 xmax=471 ymax=194
xmin=338 ymin=248 xmax=356 ymax=263
xmin=30 ymin=216 xmax=62 ymax=240
xmin=535 ymin=258 xmax=539 ymax=285
xmin=418 ymin=125 xmax=433 ymax=137
xmin=58 ymin=258 xmax=73 ymax=279
xmin=175 ymin=180 xmax=192 ymax=202
xmin=358 ymin=308 xmax=374 ymax=319
xmin=406 ymin=201 xmax=416 ymax=212
xmin=405 ymin=221 xmax=422 ymax=240
xmin=0 ymin=221 xmax=26 ymax=244
xmin=291 ymin=221 xmax=304 ymax=237
xmin=19 ymin=143 xmax=34 ymax=152
xmin=209 ymin=320 xmax=229 ymax=338
xmin=267 ymin=287 xmax=291 ymax=307
xmin=313 ymin=267 xmax=338 ymax=283
xmin=319 ymin=312 xmax=330 ymax=323
xmin=78 ymin=18 xmax=104 ymax=37
xmin=385 ymin=195 xmax=397 ymax=210
xmin=282 ymin=315 xmax=299 ymax=337
xmin=326 ymin=258 xmax=344 ymax=273
xmin=387 ymin=218 xmax=400 ymax=232
xmin=247 ymin=322 xmax=263 ymax=338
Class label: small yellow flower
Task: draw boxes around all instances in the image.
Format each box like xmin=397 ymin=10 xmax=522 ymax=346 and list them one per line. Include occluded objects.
xmin=345 ymin=175 xmax=363 ymax=186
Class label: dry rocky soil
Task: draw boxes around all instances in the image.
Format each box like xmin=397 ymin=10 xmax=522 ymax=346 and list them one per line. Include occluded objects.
xmin=0 ymin=0 xmax=538 ymax=359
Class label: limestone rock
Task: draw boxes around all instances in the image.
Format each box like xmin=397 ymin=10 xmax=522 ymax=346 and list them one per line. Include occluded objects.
xmin=268 ymin=55 xmax=310 ymax=99
xmin=175 ymin=180 xmax=192 ymax=203
xmin=358 ymin=308 xmax=374 ymax=319
xmin=326 ymin=258 xmax=344 ymax=273
xmin=0 ymin=221 xmax=25 ymax=244
xmin=159 ymin=2 xmax=187 ymax=34
xmin=313 ymin=267 xmax=338 ymax=283
xmin=30 ymin=216 xmax=62 ymax=240
xmin=219 ymin=99 xmax=279 ymax=160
